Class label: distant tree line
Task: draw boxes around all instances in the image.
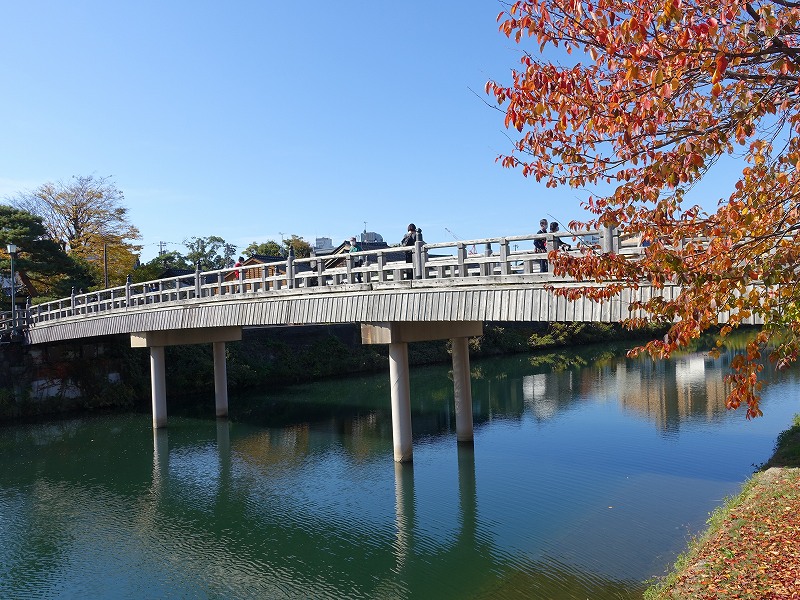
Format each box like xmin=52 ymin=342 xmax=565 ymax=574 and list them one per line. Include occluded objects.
xmin=0 ymin=174 xmax=313 ymax=308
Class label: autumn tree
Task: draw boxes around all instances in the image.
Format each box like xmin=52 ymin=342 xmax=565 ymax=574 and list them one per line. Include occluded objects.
xmin=283 ymin=234 xmax=312 ymax=258
xmin=487 ymin=0 xmax=800 ymax=417
xmin=9 ymin=175 xmax=141 ymax=286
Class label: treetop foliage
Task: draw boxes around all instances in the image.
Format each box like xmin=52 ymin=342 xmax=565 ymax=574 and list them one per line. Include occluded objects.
xmin=488 ymin=0 xmax=800 ymax=417
xmin=244 ymin=240 xmax=283 ymax=258
xmin=183 ymin=235 xmax=237 ymax=271
xmin=11 ymin=175 xmax=140 ymax=252
xmin=9 ymin=175 xmax=141 ymax=287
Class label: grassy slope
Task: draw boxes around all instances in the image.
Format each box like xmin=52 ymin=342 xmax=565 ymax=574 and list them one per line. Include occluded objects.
xmin=645 ymin=416 xmax=800 ymax=599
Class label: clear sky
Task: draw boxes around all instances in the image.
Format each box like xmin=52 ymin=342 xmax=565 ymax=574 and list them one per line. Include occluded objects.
xmin=0 ymin=1 xmax=721 ymax=262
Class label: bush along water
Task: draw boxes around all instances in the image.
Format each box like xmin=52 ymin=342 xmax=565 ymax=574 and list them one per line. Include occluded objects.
xmin=0 ymin=322 xmax=667 ymax=421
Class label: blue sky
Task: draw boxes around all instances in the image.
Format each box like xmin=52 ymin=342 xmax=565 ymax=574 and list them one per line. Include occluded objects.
xmin=0 ymin=1 xmax=729 ymax=262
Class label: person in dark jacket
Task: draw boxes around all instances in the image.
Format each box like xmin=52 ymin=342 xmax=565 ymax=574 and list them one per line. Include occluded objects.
xmin=401 ymin=223 xmax=417 ymax=263
xmin=534 ymin=218 xmax=548 ymax=272
xmin=401 ymin=223 xmax=418 ymax=279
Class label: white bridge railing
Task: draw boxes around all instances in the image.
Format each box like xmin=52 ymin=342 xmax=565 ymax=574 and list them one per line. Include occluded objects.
xmin=20 ymin=228 xmax=635 ymax=330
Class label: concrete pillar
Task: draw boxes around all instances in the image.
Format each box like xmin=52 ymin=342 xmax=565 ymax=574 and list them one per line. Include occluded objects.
xmin=389 ymin=341 xmax=413 ymax=463
xmin=150 ymin=345 xmax=167 ymax=428
xmin=213 ymin=341 xmax=229 ymax=418
xmin=451 ymin=336 xmax=474 ymax=444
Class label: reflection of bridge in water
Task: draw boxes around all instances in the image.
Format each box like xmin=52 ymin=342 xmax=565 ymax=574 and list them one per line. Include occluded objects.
xmin=3 ymin=230 xmax=761 ymax=461
xmin=145 ymin=421 xmax=637 ymax=597
xmin=1 ymin=342 xmax=757 ymax=598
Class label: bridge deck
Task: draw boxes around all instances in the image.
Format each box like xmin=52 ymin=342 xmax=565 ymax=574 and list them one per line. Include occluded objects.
xmin=3 ymin=230 xmax=758 ymax=345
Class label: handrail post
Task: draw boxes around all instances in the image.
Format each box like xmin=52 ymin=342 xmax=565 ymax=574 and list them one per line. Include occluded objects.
xmin=125 ymin=275 xmax=132 ymax=307
xmin=500 ymin=238 xmax=510 ymax=275
xmin=378 ymin=252 xmax=388 ymax=282
xmin=70 ymin=287 xmax=76 ymax=316
xmin=601 ymin=225 xmax=612 ymax=253
xmin=601 ymin=225 xmax=620 ymax=253
xmin=414 ymin=228 xmax=424 ymax=280
xmin=314 ymin=250 xmax=325 ymax=286
xmin=457 ymin=242 xmax=467 ymax=277
xmin=346 ymin=253 xmax=354 ymax=283
xmin=546 ymin=234 xmax=555 ymax=274
xmin=238 ymin=264 xmax=244 ymax=294
xmin=483 ymin=242 xmax=493 ymax=276
xmin=286 ymin=247 xmax=295 ymax=289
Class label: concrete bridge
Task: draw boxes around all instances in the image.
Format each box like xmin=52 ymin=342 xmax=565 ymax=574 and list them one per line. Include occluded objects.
xmin=0 ymin=229 xmax=700 ymax=462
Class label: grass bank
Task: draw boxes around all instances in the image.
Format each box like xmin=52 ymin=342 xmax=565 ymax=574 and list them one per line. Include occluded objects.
xmin=645 ymin=415 xmax=800 ymax=599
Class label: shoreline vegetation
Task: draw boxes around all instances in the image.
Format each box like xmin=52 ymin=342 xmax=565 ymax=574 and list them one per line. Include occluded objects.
xmin=0 ymin=321 xmax=665 ymax=422
xmin=645 ymin=416 xmax=800 ymax=599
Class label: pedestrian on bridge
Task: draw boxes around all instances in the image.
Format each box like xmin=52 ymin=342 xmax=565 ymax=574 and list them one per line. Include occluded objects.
xmin=349 ymin=237 xmax=363 ymax=282
xmin=550 ymin=222 xmax=571 ymax=251
xmin=401 ymin=223 xmax=418 ymax=280
xmin=535 ymin=218 xmax=548 ymax=272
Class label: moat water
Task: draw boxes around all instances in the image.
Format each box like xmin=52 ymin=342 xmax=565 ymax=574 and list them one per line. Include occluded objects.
xmin=1 ymin=341 xmax=798 ymax=599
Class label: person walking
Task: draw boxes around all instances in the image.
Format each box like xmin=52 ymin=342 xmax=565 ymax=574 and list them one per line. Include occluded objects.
xmin=349 ymin=236 xmax=363 ymax=282
xmin=401 ymin=223 xmax=417 ymax=279
xmin=535 ymin=218 xmax=548 ymax=272
xmin=549 ymin=222 xmax=571 ymax=251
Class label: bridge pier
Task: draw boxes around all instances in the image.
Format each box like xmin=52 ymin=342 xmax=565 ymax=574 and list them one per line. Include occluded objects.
xmin=451 ymin=337 xmax=473 ymax=444
xmin=362 ymin=321 xmax=482 ymax=462
xmin=213 ymin=341 xmax=229 ymax=418
xmin=132 ymin=327 xmax=242 ymax=428
xmin=389 ymin=342 xmax=413 ymax=462
xmin=150 ymin=346 xmax=167 ymax=428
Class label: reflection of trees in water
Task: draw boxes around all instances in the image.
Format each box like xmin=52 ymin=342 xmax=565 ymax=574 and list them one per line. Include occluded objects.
xmin=174 ymin=329 xmax=796 ymax=456
xmin=470 ymin=332 xmax=794 ymax=433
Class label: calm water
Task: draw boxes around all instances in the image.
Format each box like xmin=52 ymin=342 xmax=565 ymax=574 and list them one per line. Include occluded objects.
xmin=1 ymin=343 xmax=799 ymax=599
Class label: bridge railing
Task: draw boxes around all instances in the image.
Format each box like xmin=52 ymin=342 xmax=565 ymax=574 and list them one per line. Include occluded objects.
xmin=0 ymin=307 xmax=28 ymax=338
xmin=25 ymin=228 xmax=622 ymax=327
xmin=0 ymin=311 xmax=11 ymax=335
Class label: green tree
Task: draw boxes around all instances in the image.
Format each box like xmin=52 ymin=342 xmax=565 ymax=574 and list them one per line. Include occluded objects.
xmin=130 ymin=251 xmax=191 ymax=283
xmin=183 ymin=236 xmax=237 ymax=270
xmin=243 ymin=240 xmax=283 ymax=258
xmin=0 ymin=205 xmax=93 ymax=305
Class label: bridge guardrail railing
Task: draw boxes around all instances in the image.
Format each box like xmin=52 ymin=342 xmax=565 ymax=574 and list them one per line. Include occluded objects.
xmin=0 ymin=311 xmax=11 ymax=335
xmin=25 ymin=228 xmax=628 ymax=328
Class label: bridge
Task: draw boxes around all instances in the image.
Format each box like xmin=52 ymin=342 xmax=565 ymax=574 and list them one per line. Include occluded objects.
xmin=0 ymin=228 xmax=691 ymax=462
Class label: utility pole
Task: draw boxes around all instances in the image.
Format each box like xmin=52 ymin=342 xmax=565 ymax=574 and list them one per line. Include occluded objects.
xmin=103 ymin=241 xmax=109 ymax=288
xmin=158 ymin=241 xmax=167 ymax=257
xmin=6 ymin=243 xmax=17 ymax=336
